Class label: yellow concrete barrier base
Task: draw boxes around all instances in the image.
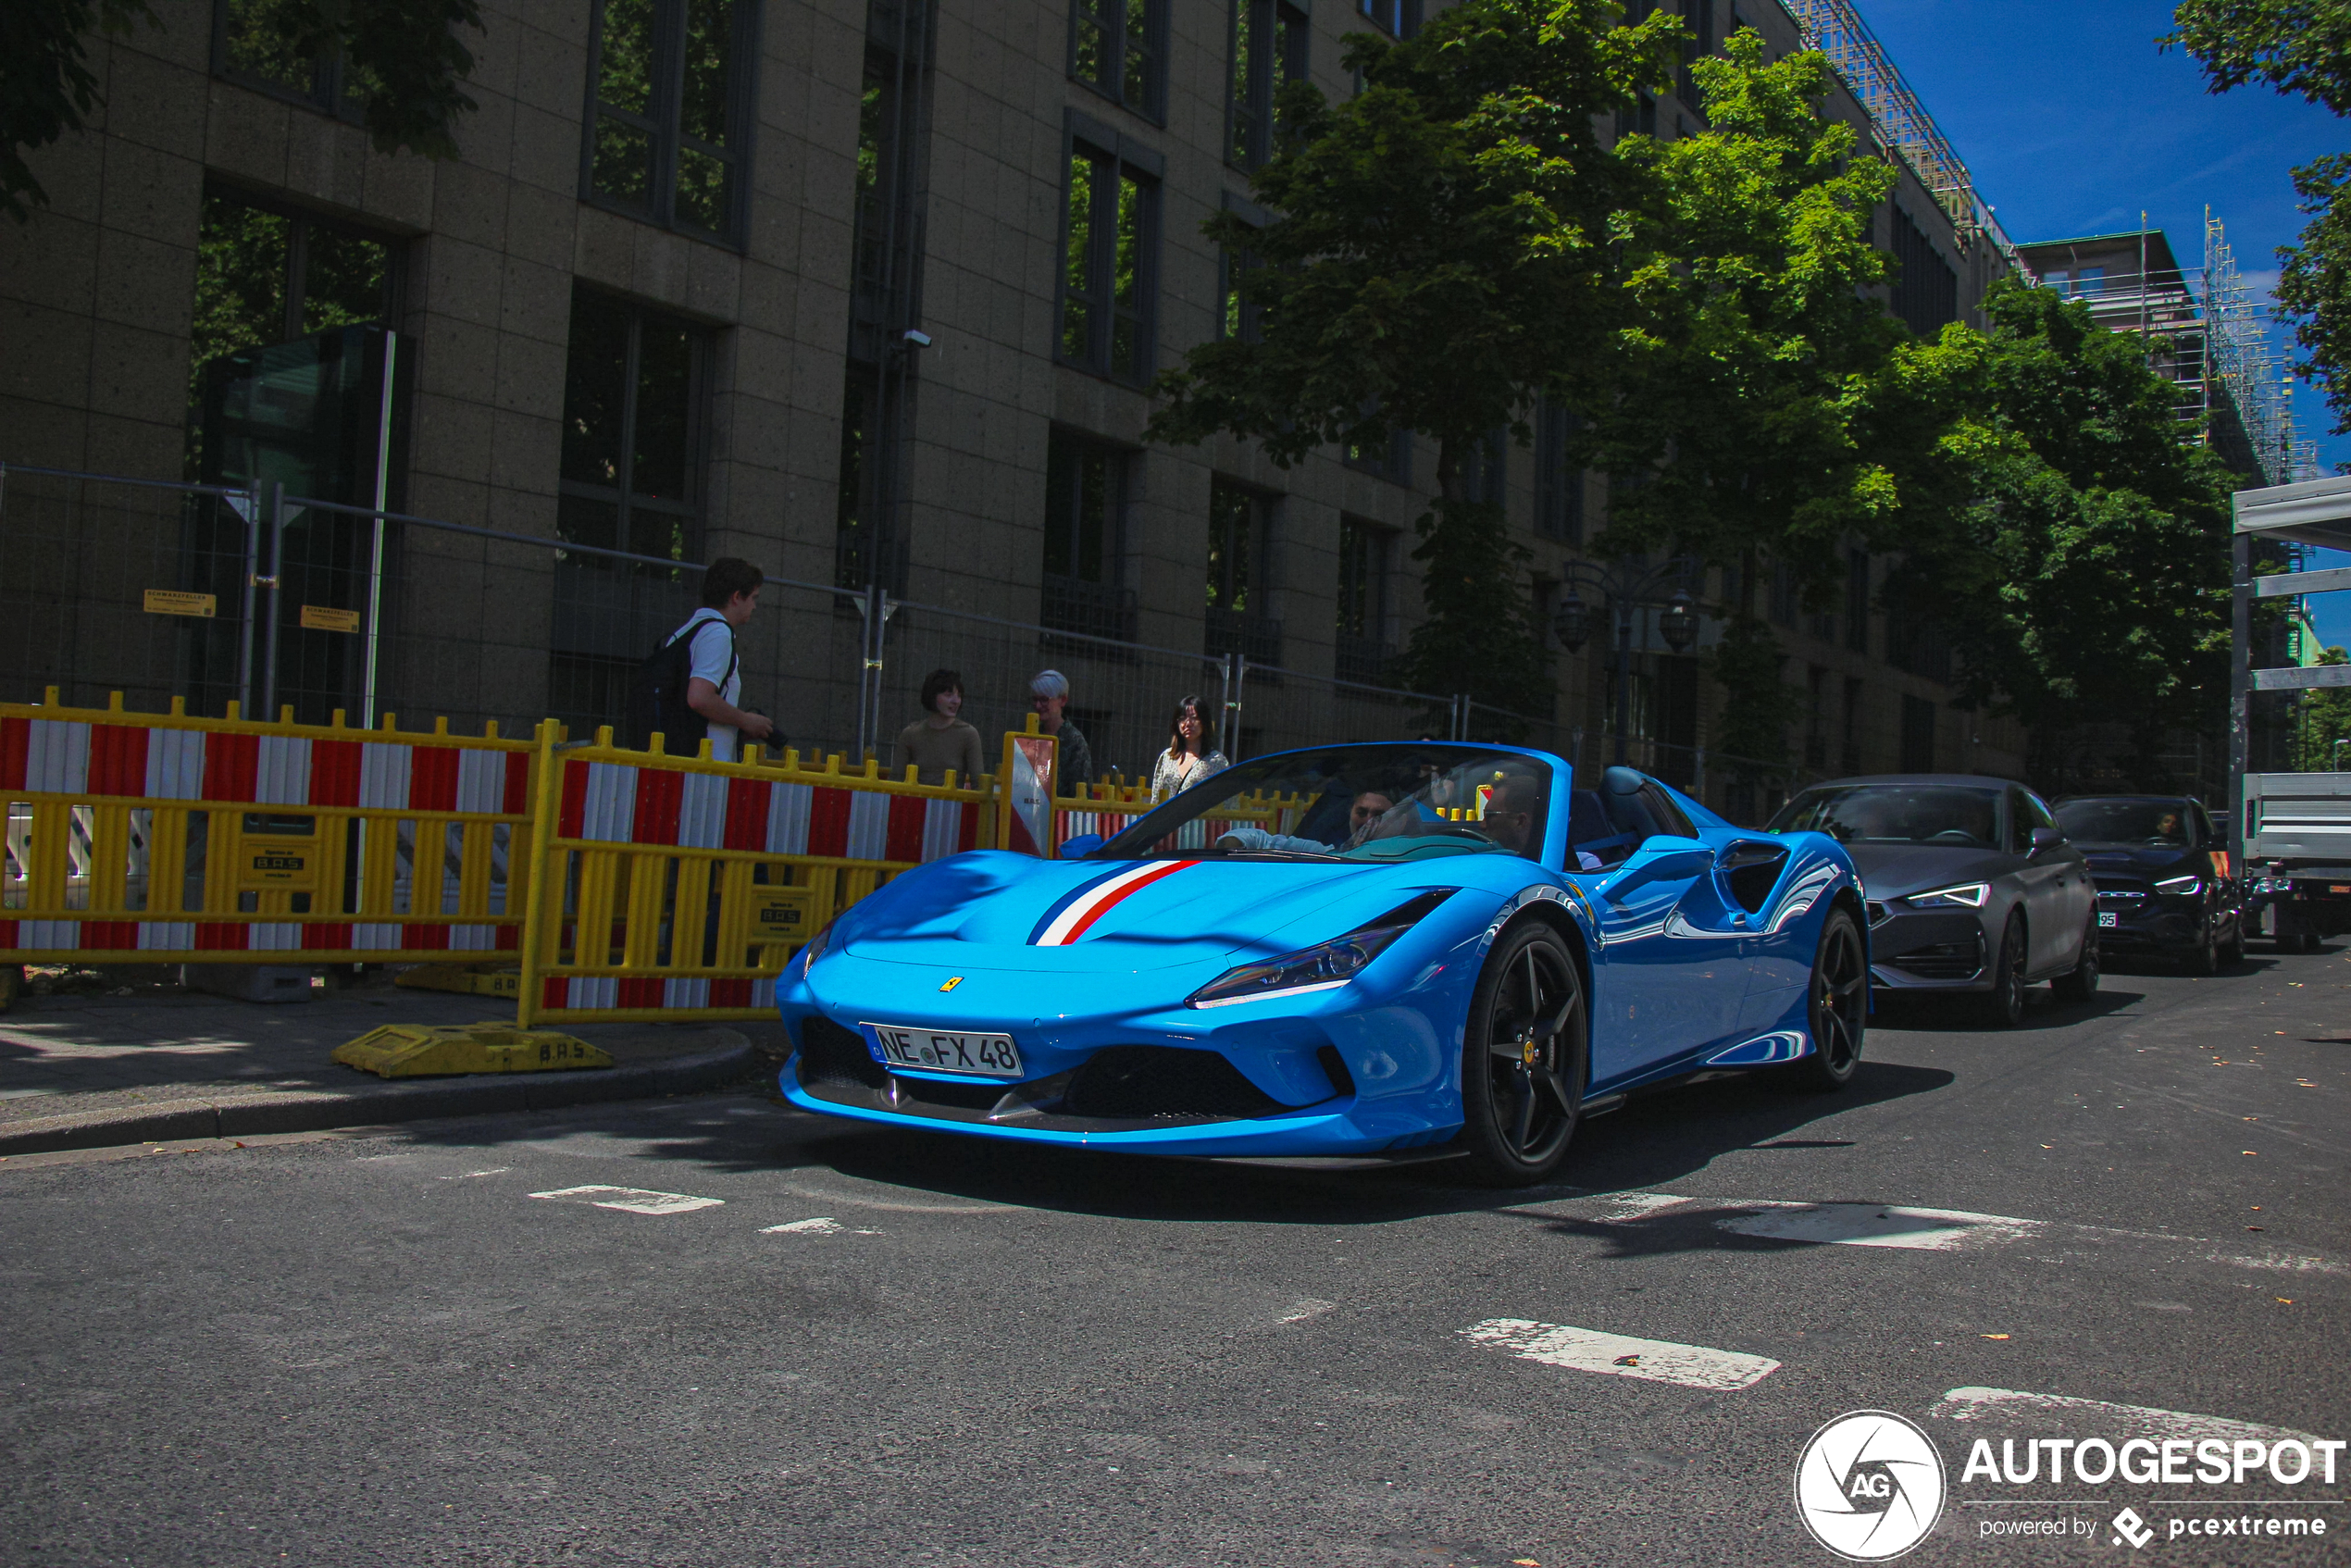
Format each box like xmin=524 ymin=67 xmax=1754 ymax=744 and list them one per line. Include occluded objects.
xmin=394 ymin=964 xmax=523 ymax=999
xmin=333 ymin=1023 xmax=612 ymax=1078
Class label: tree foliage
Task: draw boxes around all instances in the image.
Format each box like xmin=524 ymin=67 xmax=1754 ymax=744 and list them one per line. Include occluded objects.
xmin=4 ymin=0 xmax=484 ymax=223
xmin=1899 ymin=281 xmax=2237 ymax=776
xmin=1148 ymin=0 xmax=1677 ymax=716
xmin=2165 ymin=0 xmax=2351 ymax=433
xmin=2294 ymin=644 xmax=2351 ymax=768
xmin=1583 ymin=31 xmax=1963 ymax=588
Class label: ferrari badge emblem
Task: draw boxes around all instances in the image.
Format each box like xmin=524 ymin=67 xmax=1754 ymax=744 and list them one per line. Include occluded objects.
xmin=939 ymin=977 xmax=964 ymax=992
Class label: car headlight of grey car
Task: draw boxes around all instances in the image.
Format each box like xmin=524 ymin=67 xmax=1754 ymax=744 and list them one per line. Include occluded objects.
xmin=1905 ymin=881 xmax=1990 ymax=909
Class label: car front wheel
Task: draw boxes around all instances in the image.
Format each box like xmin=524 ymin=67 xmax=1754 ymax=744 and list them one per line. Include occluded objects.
xmin=1982 ymin=915 xmax=2028 ymax=1028
xmin=1457 ymin=923 xmax=1586 ymax=1187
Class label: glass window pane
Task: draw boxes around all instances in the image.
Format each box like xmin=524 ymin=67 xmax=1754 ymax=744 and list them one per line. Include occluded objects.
xmin=592 ymin=116 xmax=654 ymax=207
xmin=1072 ymin=10 xmax=1107 ymax=89
xmin=1229 ymin=0 xmax=1255 ymax=163
xmin=298 ymin=226 xmax=391 ymax=334
xmin=560 ymin=292 xmax=631 ymax=489
xmin=220 ymin=0 xmax=317 ymax=96
xmin=674 ymin=146 xmax=731 ymax=231
xmin=1062 ymin=154 xmax=1098 ymax=362
xmin=1111 ymin=316 xmax=1139 ymax=379
xmin=556 ymin=492 xmax=623 ymax=570
xmin=679 ymin=0 xmax=734 ymax=145
xmin=1113 ymin=173 xmax=1143 ymax=308
xmin=1124 ymin=0 xmax=1155 ymax=108
xmin=596 ymin=0 xmax=657 ymax=113
xmin=193 ymin=196 xmax=291 ymax=372
xmin=631 ymin=321 xmax=694 ymax=500
xmin=1076 ymin=448 xmax=1108 ymax=582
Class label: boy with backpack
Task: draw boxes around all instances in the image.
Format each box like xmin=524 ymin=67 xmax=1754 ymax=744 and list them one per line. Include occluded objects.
xmin=628 ymin=557 xmax=774 ymax=759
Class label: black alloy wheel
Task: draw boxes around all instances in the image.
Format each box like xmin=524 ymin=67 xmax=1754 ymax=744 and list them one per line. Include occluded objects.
xmin=2052 ymin=913 xmax=2100 ymax=1002
xmin=1983 ymin=915 xmax=2028 ymax=1028
xmin=1458 ymin=923 xmax=1586 ymax=1187
xmin=2220 ymin=915 xmax=2245 ymax=967
xmin=1790 ymin=905 xmax=1867 ymax=1091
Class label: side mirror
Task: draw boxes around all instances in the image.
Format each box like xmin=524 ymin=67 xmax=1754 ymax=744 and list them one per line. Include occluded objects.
xmin=1059 ymin=833 xmax=1105 ymax=859
xmin=2028 ymin=826 xmax=2062 ymax=856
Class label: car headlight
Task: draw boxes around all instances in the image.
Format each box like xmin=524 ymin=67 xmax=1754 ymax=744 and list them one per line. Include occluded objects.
xmin=1187 ymin=890 xmax=1453 ymax=1010
xmin=1905 ymin=882 xmax=1990 ymax=909
xmin=2155 ymin=875 xmax=2204 ymax=896
xmin=799 ymin=921 xmax=835 ymax=971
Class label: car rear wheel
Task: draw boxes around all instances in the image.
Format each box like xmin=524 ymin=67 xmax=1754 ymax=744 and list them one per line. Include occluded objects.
xmin=1982 ymin=915 xmax=2027 ymax=1028
xmin=1457 ymin=923 xmax=1586 ymax=1187
xmin=1788 ymin=906 xmax=1866 ymax=1091
xmin=2220 ymin=919 xmax=2245 ymax=967
xmin=2052 ymin=914 xmax=2100 ymax=1002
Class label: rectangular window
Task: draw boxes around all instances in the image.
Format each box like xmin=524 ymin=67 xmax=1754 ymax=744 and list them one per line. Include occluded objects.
xmin=849 ymin=44 xmax=925 ymax=363
xmin=1071 ymin=0 xmax=1166 ymax=120
xmin=1358 ymin=0 xmax=1423 ymax=36
xmin=553 ymin=289 xmax=706 ymax=732
xmin=1206 ymin=480 xmax=1282 ymax=664
xmin=1228 ymin=0 xmax=1309 ymax=170
xmin=212 ymin=0 xmax=362 ymax=119
xmin=1769 ymin=557 xmax=1798 ymax=628
xmin=1900 ymin=693 xmax=1936 ymax=773
xmin=1042 ymin=429 xmax=1137 ymax=641
xmin=1220 ymin=234 xmax=1263 ymax=342
xmin=1678 ymin=0 xmax=1716 ymax=109
xmin=1346 ymin=410 xmax=1412 ymax=486
xmin=1615 ymin=91 xmax=1659 ymax=143
xmin=1844 ymin=548 xmax=1871 ymax=654
xmin=2072 ymin=265 xmax=2106 ymax=296
xmin=583 ymin=0 xmax=755 ymax=243
xmin=1889 ymin=206 xmax=1959 ymax=338
xmin=1336 ymin=516 xmax=1393 ymax=684
xmin=1059 ymin=136 xmax=1159 ymax=383
xmin=1461 ymin=429 xmax=1508 ymax=508
xmin=1534 ymin=400 xmax=1585 ymax=544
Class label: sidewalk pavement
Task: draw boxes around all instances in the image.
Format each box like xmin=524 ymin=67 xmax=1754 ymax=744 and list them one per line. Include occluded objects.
xmin=0 ymin=977 xmax=774 ymax=1156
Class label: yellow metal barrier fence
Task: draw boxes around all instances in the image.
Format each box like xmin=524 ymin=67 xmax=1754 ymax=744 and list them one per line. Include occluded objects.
xmin=2 ymin=691 xmax=541 ymax=964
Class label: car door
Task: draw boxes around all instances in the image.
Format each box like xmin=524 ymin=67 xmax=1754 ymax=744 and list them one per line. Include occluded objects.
xmin=1589 ymin=777 xmax=1750 ymax=1082
xmin=2014 ymin=788 xmax=2082 ymax=973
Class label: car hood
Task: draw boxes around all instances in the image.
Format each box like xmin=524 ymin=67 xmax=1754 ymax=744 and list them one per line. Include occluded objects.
xmin=1844 ymin=842 xmax=2017 ymax=900
xmin=2078 ymin=844 xmax=2197 ymax=874
xmin=836 ymin=851 xmax=1474 ymax=973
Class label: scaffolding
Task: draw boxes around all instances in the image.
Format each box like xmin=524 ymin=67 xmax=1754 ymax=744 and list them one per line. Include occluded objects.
xmin=1781 ymin=0 xmax=2024 ymax=272
xmin=2204 ymin=208 xmax=2319 ymax=489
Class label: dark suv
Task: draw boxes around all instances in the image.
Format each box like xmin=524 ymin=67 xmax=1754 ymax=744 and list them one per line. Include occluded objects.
xmin=2052 ymin=795 xmax=2245 ymax=973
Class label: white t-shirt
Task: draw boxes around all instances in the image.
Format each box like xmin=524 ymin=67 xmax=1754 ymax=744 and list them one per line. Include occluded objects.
xmin=668 ymin=608 xmax=740 ymax=760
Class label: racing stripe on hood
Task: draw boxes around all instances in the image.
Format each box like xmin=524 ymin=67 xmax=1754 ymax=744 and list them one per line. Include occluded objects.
xmin=1030 ymin=859 xmax=1200 ymax=945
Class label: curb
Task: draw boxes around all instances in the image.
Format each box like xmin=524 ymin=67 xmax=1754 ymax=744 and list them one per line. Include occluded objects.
xmin=0 ymin=1035 xmax=762 ymax=1156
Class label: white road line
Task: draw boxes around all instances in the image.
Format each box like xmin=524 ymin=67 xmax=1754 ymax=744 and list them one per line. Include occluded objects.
xmin=1598 ymin=1192 xmax=1696 ymax=1219
xmin=1930 ymin=1388 xmax=2324 ymax=1445
xmin=1716 ymin=1202 xmax=2041 ymax=1251
xmin=529 ymin=1185 xmax=725 ymax=1215
xmin=760 ymin=1217 xmax=881 ymax=1235
xmin=439 ymin=1167 xmax=510 ymax=1180
xmin=2210 ymin=1251 xmax=2350 ymax=1277
xmin=1276 ymin=1298 xmax=1336 ymax=1324
xmin=1461 ymin=1318 xmax=1780 ymax=1391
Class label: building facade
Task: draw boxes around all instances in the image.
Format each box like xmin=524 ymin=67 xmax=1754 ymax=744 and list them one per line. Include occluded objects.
xmin=0 ymin=0 xmax=2025 ymax=810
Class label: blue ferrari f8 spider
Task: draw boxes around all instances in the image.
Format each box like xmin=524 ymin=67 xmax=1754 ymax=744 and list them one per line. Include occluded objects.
xmin=777 ymin=742 xmax=1867 ymax=1185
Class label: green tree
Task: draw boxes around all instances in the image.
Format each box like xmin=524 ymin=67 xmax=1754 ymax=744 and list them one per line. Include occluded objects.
xmin=1900 ymin=280 xmax=2238 ymax=782
xmin=2295 ymin=645 xmax=2351 ymax=769
xmin=2164 ymin=0 xmax=2351 ymax=434
xmin=4 ymin=0 xmax=485 ymax=223
xmin=1147 ymin=0 xmax=1677 ymax=717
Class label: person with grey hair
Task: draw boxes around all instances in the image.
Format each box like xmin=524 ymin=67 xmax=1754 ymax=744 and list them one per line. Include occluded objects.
xmin=1028 ymin=668 xmax=1094 ymax=793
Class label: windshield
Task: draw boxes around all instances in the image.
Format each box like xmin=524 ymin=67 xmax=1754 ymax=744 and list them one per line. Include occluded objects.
xmin=1091 ymin=744 xmax=1554 ymax=864
xmin=2055 ymin=799 xmax=2191 ymax=847
xmin=1769 ymin=783 xmax=2006 ymax=849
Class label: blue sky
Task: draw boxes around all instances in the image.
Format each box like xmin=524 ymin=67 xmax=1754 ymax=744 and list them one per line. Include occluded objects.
xmin=1851 ymin=0 xmax=2351 ymax=644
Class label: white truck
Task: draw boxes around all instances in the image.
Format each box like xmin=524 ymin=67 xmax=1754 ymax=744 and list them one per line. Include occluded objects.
xmin=2243 ymin=772 xmax=2351 ymax=952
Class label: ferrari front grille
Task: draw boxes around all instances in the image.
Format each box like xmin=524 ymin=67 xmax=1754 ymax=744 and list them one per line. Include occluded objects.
xmin=797 ymin=1014 xmax=889 ymax=1092
xmin=1062 ymin=1046 xmax=1290 ymax=1121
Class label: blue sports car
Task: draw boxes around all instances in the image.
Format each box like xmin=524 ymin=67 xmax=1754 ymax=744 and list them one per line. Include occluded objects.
xmin=777 ymin=743 xmax=1868 ymax=1186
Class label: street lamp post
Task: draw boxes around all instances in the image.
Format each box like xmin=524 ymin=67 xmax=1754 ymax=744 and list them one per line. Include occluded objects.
xmin=1551 ymin=556 xmax=1701 ymax=768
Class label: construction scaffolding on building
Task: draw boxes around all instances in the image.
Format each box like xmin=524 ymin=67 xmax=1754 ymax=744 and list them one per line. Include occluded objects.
xmin=1782 ymin=0 xmax=2025 ymax=270
xmin=2204 ymin=210 xmax=2320 ymax=488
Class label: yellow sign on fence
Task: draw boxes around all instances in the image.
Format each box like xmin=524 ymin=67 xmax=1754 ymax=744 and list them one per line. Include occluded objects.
xmin=299 ymin=604 xmax=361 ymax=633
xmin=143 ymin=590 xmax=216 ymax=617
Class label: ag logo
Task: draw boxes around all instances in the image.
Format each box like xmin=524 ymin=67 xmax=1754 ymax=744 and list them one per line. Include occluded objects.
xmin=1795 ymin=1410 xmax=1947 ymax=1561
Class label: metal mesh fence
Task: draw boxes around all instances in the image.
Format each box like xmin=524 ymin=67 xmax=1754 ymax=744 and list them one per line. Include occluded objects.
xmin=2 ymin=463 xmax=1816 ymax=820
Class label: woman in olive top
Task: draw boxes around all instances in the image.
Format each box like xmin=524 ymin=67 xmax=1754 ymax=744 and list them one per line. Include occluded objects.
xmin=895 ymin=668 xmax=987 ymax=785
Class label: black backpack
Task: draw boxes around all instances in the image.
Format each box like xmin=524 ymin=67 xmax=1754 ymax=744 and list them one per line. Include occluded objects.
xmin=624 ymin=614 xmax=735 ymax=753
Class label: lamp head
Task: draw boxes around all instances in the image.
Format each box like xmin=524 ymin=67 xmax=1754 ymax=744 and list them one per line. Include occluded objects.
xmin=1552 ymin=590 xmax=1591 ymax=653
xmin=1660 ymin=589 xmax=1698 ymax=653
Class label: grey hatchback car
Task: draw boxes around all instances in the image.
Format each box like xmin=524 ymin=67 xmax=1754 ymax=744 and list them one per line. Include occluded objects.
xmin=1766 ymin=775 xmax=2099 ymax=1026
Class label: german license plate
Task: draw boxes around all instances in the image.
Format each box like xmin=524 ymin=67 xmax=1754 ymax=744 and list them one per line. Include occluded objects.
xmin=2096 ymin=912 xmax=2118 ymax=928
xmin=865 ymin=1022 xmax=1023 ymax=1077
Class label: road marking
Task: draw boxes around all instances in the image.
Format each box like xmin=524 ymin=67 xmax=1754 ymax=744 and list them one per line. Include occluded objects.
xmin=529 ymin=1185 xmax=724 ymax=1215
xmin=760 ymin=1217 xmax=881 ymax=1235
xmin=1929 ymin=1388 xmax=2323 ymax=1444
xmin=1598 ymin=1192 xmax=1695 ymax=1219
xmin=2210 ymin=1251 xmax=2350 ymax=1276
xmin=439 ymin=1167 xmax=510 ymax=1180
xmin=1461 ymin=1318 xmax=1780 ymax=1391
xmin=1715 ymin=1202 xmax=2041 ymax=1251
xmin=1276 ymin=1298 xmax=1336 ymax=1324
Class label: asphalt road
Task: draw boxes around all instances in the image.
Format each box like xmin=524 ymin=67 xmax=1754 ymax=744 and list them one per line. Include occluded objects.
xmin=5 ymin=947 xmax=2348 ymax=1568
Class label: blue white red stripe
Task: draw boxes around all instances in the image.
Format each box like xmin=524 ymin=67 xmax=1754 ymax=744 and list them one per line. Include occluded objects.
xmin=1030 ymin=860 xmax=1199 ymax=945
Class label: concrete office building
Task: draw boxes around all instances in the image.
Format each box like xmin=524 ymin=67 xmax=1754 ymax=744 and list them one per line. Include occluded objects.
xmin=0 ymin=0 xmax=2024 ymax=805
